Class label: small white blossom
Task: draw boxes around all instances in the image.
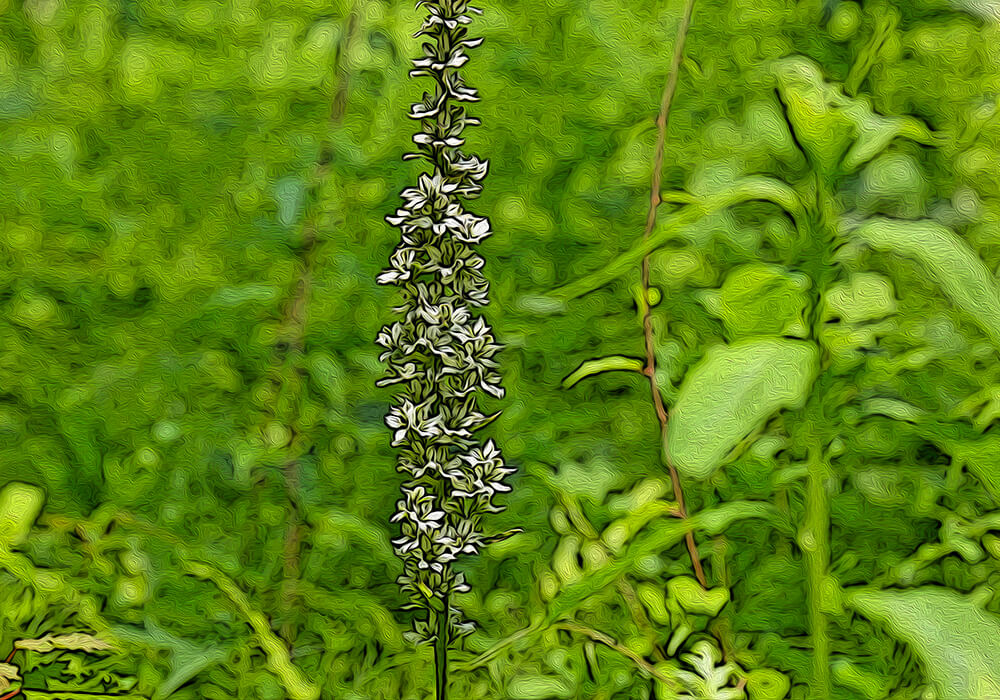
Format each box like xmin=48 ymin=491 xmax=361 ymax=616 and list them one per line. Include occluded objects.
xmin=379 ymin=0 xmax=510 ymax=646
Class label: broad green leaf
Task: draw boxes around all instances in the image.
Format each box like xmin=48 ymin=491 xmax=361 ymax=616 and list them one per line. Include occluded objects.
xmin=845 ymin=587 xmax=1000 ymax=698
xmin=861 ymin=397 xmax=929 ymax=424
xmin=744 ymin=100 xmax=803 ymax=163
xmin=822 ymin=273 xmax=897 ymax=323
xmin=561 ymin=355 xmax=645 ymax=389
xmin=771 ymin=57 xmax=855 ymax=174
xmin=842 ymin=113 xmax=935 ymax=174
xmin=698 ymin=263 xmax=810 ymax=340
xmin=772 ymin=56 xmax=934 ymax=176
xmin=667 ymin=339 xmax=819 ymax=479
xmin=858 ymin=153 xmax=929 ymax=218
xmin=637 ymin=582 xmax=671 ymax=625
xmin=0 ymin=482 xmax=45 ymax=548
xmin=831 ymin=658 xmax=892 ymax=700
xmin=851 ymin=218 xmax=1000 ymax=347
xmin=601 ymin=500 xmax=677 ymax=553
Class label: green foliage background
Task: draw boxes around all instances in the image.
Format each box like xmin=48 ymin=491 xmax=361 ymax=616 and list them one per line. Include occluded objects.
xmin=1 ymin=0 xmax=1000 ymax=698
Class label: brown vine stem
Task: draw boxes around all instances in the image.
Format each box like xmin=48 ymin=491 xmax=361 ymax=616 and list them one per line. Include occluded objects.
xmin=640 ymin=0 xmax=705 ymax=588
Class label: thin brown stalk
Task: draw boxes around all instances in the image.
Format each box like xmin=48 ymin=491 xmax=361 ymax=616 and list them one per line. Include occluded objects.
xmin=640 ymin=0 xmax=705 ymax=588
xmin=277 ymin=4 xmax=362 ymax=641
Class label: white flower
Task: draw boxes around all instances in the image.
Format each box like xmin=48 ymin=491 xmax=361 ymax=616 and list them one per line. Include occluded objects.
xmin=381 ymin=0 xmax=509 ymax=644
xmin=385 ymin=398 xmax=443 ymax=446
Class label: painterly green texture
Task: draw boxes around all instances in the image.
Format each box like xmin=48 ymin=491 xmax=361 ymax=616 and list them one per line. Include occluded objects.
xmin=1 ymin=0 xmax=1000 ymax=698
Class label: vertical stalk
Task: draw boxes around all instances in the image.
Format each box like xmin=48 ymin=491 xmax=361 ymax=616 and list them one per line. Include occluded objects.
xmin=640 ymin=0 xmax=706 ymax=589
xmin=797 ymin=193 xmax=837 ymax=699
xmin=435 ymin=596 xmax=450 ymax=700
xmin=801 ymin=437 xmax=832 ymax=699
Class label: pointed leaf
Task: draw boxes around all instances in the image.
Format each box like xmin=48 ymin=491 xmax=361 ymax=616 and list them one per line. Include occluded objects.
xmin=550 ymin=178 xmax=802 ymax=302
xmin=667 ymin=339 xmax=819 ymax=479
xmin=846 ymin=586 xmax=1000 ymax=698
xmin=851 ymin=218 xmax=1000 ymax=347
xmin=15 ymin=633 xmax=113 ymax=654
xmin=562 ymin=355 xmax=645 ymax=389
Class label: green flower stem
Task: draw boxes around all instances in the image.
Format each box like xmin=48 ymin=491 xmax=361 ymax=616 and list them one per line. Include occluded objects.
xmin=435 ymin=595 xmax=449 ymax=700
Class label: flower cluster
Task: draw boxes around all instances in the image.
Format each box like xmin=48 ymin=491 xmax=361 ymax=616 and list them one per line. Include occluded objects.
xmin=378 ymin=0 xmax=512 ymax=646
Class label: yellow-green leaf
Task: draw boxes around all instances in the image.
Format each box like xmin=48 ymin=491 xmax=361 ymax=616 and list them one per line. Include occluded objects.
xmin=562 ymin=355 xmax=645 ymax=389
xmin=0 ymin=482 xmax=45 ymax=548
xmin=846 ymin=586 xmax=1000 ymax=698
xmin=851 ymin=218 xmax=1000 ymax=347
xmin=667 ymin=576 xmax=730 ymax=617
xmin=667 ymin=339 xmax=819 ymax=479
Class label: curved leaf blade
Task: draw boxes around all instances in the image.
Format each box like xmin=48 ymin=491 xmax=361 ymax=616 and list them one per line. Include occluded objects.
xmin=562 ymin=355 xmax=645 ymax=389
xmin=550 ymin=178 xmax=802 ymax=302
xmin=667 ymin=339 xmax=819 ymax=479
xmin=846 ymin=586 xmax=1000 ymax=698
xmin=851 ymin=218 xmax=1000 ymax=347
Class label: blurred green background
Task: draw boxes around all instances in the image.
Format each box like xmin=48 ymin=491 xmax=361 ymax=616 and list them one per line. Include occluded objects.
xmin=2 ymin=0 xmax=1000 ymax=698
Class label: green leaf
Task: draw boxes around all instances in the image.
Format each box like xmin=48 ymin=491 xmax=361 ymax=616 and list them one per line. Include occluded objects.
xmin=772 ymin=56 xmax=935 ymax=177
xmin=667 ymin=339 xmax=819 ymax=479
xmin=771 ymin=57 xmax=856 ymax=175
xmin=858 ymin=153 xmax=929 ymax=218
xmin=545 ymin=501 xmax=784 ymax=624
xmin=845 ymin=586 xmax=1000 ymax=698
xmin=15 ymin=633 xmax=113 ymax=653
xmin=561 ymin=355 xmax=645 ymax=389
xmin=698 ymin=263 xmax=810 ymax=340
xmin=831 ymin=658 xmax=892 ymax=700
xmin=850 ymin=218 xmax=1000 ymax=347
xmin=746 ymin=668 xmax=791 ymax=700
xmin=22 ymin=693 xmax=150 ymax=700
xmin=667 ymin=576 xmax=730 ymax=617
xmin=507 ymin=675 xmax=574 ymax=699
xmin=182 ymin=561 xmax=319 ymax=700
xmin=550 ymin=177 xmax=802 ymax=302
xmin=0 ymin=482 xmax=45 ymax=548
xmin=637 ymin=582 xmax=671 ymax=625
xmin=822 ymin=273 xmax=897 ymax=324
xmin=110 ymin=622 xmax=228 ymax=700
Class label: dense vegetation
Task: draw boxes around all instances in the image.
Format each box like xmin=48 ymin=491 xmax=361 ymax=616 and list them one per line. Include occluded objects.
xmin=2 ymin=0 xmax=1000 ymax=698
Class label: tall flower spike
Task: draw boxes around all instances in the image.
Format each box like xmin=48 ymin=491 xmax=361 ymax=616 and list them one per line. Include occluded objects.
xmin=378 ymin=0 xmax=511 ymax=652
